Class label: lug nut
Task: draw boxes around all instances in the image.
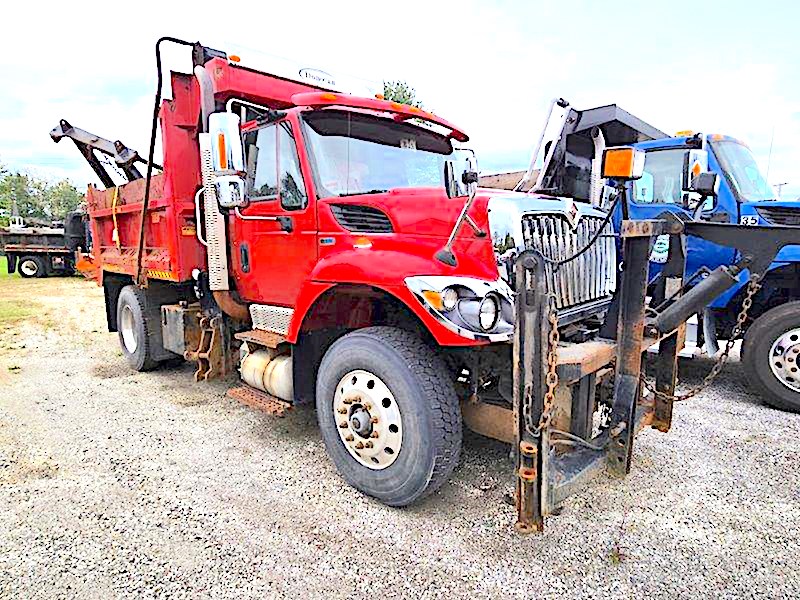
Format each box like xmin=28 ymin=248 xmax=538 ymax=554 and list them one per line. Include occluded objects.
xmin=365 ymin=441 xmax=374 ymax=449
xmin=337 ymin=408 xmax=348 ymax=414
xmin=370 ymin=417 xmax=379 ymax=424
xmin=339 ymin=421 xmax=348 ymax=429
xmin=371 ymin=431 xmax=379 ymax=439
xmin=343 ymin=398 xmax=354 ymax=405
xmin=345 ymin=434 xmax=354 ymax=442
xmin=363 ymin=403 xmax=372 ymax=410
xmin=355 ymin=442 xmax=364 ymax=450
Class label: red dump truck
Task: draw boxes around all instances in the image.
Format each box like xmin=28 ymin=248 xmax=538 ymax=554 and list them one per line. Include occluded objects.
xmin=52 ymin=38 xmax=797 ymax=532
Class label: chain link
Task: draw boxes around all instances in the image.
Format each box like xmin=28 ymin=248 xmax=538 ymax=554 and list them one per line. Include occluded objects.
xmin=524 ymin=293 xmax=561 ymax=435
xmin=641 ymin=274 xmax=762 ymax=402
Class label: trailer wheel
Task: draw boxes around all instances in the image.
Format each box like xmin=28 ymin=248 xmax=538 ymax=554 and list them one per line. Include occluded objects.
xmin=116 ymin=285 xmax=159 ymax=372
xmin=742 ymin=301 xmax=800 ymax=413
xmin=315 ymin=326 xmax=462 ymax=506
xmin=18 ymin=256 xmax=46 ymax=278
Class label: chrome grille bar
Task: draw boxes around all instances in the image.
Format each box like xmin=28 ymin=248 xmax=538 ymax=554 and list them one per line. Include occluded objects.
xmin=520 ymin=214 xmax=616 ymax=311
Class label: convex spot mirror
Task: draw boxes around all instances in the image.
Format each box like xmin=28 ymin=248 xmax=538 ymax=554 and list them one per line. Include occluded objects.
xmin=209 ymin=112 xmax=248 ymax=208
xmin=444 ymin=150 xmax=479 ymax=199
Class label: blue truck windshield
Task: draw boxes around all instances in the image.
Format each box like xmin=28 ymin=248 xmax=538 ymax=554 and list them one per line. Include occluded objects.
xmin=302 ymin=110 xmax=455 ymax=198
xmin=711 ymin=140 xmax=776 ymax=202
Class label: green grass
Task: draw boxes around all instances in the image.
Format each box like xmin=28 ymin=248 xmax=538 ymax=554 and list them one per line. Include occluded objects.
xmin=0 ymin=255 xmax=18 ymax=279
xmin=0 ymin=299 xmax=34 ymax=324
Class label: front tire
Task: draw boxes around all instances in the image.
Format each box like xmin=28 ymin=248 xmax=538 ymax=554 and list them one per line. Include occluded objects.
xmin=18 ymin=256 xmax=46 ymax=278
xmin=315 ymin=326 xmax=462 ymax=506
xmin=116 ymin=285 xmax=159 ymax=372
xmin=742 ymin=302 xmax=800 ymax=413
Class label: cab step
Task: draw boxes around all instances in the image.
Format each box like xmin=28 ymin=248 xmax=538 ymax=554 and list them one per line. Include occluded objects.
xmin=227 ymin=385 xmax=292 ymax=417
xmin=234 ymin=329 xmax=286 ymax=349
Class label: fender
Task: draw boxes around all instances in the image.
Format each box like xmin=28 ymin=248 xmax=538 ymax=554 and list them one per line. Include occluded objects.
xmin=286 ymin=246 xmax=493 ymax=346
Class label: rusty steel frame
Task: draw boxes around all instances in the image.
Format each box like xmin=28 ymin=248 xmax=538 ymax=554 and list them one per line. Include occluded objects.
xmin=511 ymin=215 xmax=800 ymax=532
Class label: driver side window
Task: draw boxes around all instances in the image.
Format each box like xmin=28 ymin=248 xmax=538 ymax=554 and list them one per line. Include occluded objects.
xmin=632 ymin=149 xmax=685 ymax=204
xmin=244 ymin=121 xmax=308 ymax=210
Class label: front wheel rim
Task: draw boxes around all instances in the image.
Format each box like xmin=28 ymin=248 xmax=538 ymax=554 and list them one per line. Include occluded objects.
xmin=20 ymin=260 xmax=38 ymax=276
xmin=333 ymin=369 xmax=403 ymax=470
xmin=120 ymin=305 xmax=138 ymax=353
xmin=769 ymin=327 xmax=800 ymax=393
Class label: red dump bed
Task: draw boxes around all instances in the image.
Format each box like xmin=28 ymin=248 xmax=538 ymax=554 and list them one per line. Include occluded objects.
xmin=85 ymin=71 xmax=207 ymax=284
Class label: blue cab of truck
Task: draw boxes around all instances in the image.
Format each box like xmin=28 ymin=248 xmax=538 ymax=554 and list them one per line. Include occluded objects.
xmin=618 ymin=132 xmax=800 ymax=412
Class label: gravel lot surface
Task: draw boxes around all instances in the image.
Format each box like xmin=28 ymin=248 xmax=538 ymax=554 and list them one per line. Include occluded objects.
xmin=1 ymin=276 xmax=799 ymax=599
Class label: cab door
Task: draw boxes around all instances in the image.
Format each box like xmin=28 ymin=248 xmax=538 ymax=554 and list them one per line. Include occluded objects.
xmin=624 ymin=146 xmax=735 ymax=280
xmin=230 ymin=116 xmax=317 ymax=306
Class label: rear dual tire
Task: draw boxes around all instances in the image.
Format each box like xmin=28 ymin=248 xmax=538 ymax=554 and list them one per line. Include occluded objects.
xmin=18 ymin=256 xmax=46 ymax=278
xmin=116 ymin=285 xmax=159 ymax=372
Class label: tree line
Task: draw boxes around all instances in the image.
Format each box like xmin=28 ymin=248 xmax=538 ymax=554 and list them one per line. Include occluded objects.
xmin=0 ymin=163 xmax=84 ymax=227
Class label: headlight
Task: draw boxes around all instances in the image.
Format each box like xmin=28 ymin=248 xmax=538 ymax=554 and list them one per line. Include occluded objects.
xmin=405 ymin=275 xmax=514 ymax=342
xmin=478 ymin=295 xmax=499 ymax=331
xmin=442 ymin=287 xmax=459 ymax=311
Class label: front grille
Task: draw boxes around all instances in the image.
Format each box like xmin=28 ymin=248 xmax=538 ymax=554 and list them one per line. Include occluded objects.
xmin=756 ymin=206 xmax=800 ymax=226
xmin=520 ymin=214 xmax=616 ymax=311
xmin=330 ymin=204 xmax=393 ymax=233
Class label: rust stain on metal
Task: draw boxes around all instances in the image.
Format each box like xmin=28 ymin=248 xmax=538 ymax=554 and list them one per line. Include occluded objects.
xmin=234 ymin=329 xmax=287 ymax=349
xmin=227 ymin=385 xmax=292 ymax=417
xmin=519 ymin=441 xmax=538 ymax=457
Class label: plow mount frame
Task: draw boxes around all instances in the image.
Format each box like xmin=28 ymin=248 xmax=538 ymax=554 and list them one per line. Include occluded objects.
xmin=513 ymin=217 xmax=800 ymax=532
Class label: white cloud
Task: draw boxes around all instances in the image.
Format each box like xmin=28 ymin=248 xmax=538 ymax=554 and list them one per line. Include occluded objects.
xmin=1 ymin=0 xmax=798 ymax=198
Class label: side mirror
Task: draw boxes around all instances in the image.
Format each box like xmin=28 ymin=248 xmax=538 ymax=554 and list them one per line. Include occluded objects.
xmin=444 ymin=150 xmax=479 ymax=199
xmin=682 ymin=149 xmax=708 ymax=191
xmin=209 ymin=112 xmax=248 ymax=208
xmin=686 ymin=172 xmax=718 ymax=215
xmin=690 ymin=172 xmax=718 ymax=197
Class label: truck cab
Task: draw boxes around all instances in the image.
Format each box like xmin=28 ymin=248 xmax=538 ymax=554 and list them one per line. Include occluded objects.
xmin=619 ymin=133 xmax=800 ymax=412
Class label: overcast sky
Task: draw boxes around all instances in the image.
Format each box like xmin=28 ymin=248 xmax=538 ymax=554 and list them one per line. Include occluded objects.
xmin=2 ymin=0 xmax=798 ymax=198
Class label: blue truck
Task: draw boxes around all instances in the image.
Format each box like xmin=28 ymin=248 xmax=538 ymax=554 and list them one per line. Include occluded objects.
xmin=507 ymin=99 xmax=800 ymax=412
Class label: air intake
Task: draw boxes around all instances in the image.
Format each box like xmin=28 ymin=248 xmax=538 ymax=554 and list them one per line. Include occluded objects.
xmin=330 ymin=204 xmax=393 ymax=233
xmin=756 ymin=206 xmax=800 ymax=227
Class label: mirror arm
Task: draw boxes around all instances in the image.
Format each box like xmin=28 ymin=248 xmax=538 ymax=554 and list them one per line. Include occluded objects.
xmin=464 ymin=214 xmax=487 ymax=238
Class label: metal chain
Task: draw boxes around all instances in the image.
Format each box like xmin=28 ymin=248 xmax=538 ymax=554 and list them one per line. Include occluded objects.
xmin=526 ymin=293 xmax=560 ymax=434
xmin=641 ymin=274 xmax=762 ymax=402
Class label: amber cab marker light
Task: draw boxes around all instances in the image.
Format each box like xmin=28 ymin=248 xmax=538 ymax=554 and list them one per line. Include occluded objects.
xmin=217 ymin=133 xmax=228 ymax=170
xmin=228 ymin=55 xmax=241 ymax=63
xmin=601 ymin=146 xmax=645 ymax=180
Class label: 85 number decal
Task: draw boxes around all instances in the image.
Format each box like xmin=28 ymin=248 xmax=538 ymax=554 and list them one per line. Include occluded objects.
xmin=740 ymin=216 xmax=759 ymax=226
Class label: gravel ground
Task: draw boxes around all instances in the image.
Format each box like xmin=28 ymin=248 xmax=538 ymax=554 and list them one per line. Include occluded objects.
xmin=1 ymin=276 xmax=799 ymax=599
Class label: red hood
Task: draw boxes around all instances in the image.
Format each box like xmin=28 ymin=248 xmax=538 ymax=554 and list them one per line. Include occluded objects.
xmin=317 ymin=187 xmax=492 ymax=239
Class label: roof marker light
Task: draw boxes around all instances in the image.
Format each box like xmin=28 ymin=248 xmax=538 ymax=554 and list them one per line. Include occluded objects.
xmin=320 ymin=92 xmax=338 ymax=101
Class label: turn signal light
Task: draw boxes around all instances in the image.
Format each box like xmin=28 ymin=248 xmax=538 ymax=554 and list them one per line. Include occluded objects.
xmin=601 ymin=146 xmax=645 ymax=180
xmin=422 ymin=290 xmax=444 ymax=310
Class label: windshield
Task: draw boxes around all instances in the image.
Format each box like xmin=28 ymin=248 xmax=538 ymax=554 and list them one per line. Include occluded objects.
xmin=301 ymin=110 xmax=456 ymax=197
xmin=711 ymin=139 xmax=776 ymax=202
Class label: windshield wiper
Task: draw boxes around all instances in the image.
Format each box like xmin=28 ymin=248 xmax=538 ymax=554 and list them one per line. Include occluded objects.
xmin=338 ymin=189 xmax=388 ymax=197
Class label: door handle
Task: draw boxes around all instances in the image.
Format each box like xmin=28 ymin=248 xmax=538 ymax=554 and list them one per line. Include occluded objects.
xmin=234 ymin=207 xmax=293 ymax=232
